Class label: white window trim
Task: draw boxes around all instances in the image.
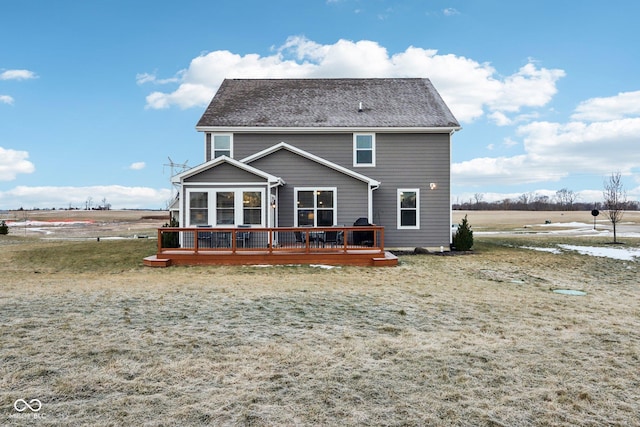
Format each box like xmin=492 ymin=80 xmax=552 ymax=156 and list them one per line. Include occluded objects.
xmin=353 ymin=133 xmax=376 ymax=167
xmin=397 ymin=188 xmax=420 ymax=229
xmin=211 ymin=133 xmax=234 ymax=159
xmin=294 ymin=187 xmax=338 ymax=227
xmin=186 ymin=187 xmax=265 ymax=227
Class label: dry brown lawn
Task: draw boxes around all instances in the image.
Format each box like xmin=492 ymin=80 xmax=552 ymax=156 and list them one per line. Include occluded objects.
xmin=1 ymin=211 xmax=639 ymax=426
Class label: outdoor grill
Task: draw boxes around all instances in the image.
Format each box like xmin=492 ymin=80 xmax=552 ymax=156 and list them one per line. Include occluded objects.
xmin=352 ymin=217 xmax=374 ymax=246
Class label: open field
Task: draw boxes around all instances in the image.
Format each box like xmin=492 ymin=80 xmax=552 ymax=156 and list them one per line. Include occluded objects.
xmin=1 ymin=211 xmax=639 ymax=426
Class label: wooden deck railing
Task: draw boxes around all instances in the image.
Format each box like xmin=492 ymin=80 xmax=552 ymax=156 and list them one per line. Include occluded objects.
xmin=156 ymin=226 xmax=385 ymax=255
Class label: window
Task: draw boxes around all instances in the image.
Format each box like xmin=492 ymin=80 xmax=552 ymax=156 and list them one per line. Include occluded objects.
xmin=398 ymin=189 xmax=419 ymax=229
xmin=212 ymin=134 xmax=232 ymax=158
xmin=353 ymin=133 xmax=375 ymax=167
xmin=189 ymin=192 xmax=208 ymax=225
xmin=295 ymin=188 xmax=336 ymax=227
xmin=187 ymin=188 xmax=264 ymax=226
xmin=216 ymin=192 xmax=235 ymax=225
xmin=243 ymin=191 xmax=262 ymax=225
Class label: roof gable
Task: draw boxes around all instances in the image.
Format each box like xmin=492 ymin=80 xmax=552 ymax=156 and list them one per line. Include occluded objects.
xmin=171 ymin=156 xmax=283 ymax=185
xmin=196 ymin=78 xmax=460 ymax=129
xmin=241 ymin=142 xmax=380 ymax=187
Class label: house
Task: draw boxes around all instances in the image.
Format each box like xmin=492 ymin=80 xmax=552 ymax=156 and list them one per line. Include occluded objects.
xmin=171 ymin=78 xmax=460 ymax=250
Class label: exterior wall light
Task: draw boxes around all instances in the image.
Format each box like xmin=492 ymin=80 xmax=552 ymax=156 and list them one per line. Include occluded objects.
xmin=429 ymin=182 xmax=437 ymax=190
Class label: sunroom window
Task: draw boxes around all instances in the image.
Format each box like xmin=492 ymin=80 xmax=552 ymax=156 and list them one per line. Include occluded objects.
xmin=187 ymin=188 xmax=264 ymax=227
xmin=189 ymin=192 xmax=208 ymax=225
xmin=243 ymin=191 xmax=262 ymax=225
xmin=216 ymin=192 xmax=235 ymax=225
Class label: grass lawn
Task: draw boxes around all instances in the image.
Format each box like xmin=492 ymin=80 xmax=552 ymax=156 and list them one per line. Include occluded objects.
xmin=1 ymin=220 xmax=639 ymax=426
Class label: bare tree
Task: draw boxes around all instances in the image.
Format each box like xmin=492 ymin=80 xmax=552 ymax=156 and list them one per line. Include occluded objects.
xmin=533 ymin=194 xmax=550 ymax=210
xmin=518 ymin=192 xmax=532 ymax=208
xmin=603 ymin=172 xmax=627 ymax=243
xmin=555 ymin=188 xmax=578 ymax=210
xmin=100 ymin=197 xmax=111 ymax=210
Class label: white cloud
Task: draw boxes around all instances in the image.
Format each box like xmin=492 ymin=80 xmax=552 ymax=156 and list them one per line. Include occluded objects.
xmin=139 ymin=37 xmax=565 ymax=122
xmin=135 ymin=72 xmax=181 ymax=85
xmin=453 ymin=154 xmax=568 ymax=186
xmin=488 ymin=110 xmax=541 ymax=127
xmin=503 ymin=137 xmax=518 ymax=148
xmin=129 ymin=162 xmax=146 ymax=170
xmin=0 ymin=147 xmax=35 ymax=180
xmin=489 ymin=63 xmax=565 ymax=113
xmin=0 ymin=185 xmax=172 ymax=210
xmin=572 ymin=90 xmax=640 ymax=121
xmin=519 ymin=118 xmax=640 ymax=172
xmin=0 ymin=95 xmax=14 ymax=105
xmin=0 ymin=69 xmax=37 ymax=80
xmin=488 ymin=111 xmax=512 ymax=126
xmin=443 ymin=8 xmax=460 ymax=16
xmin=453 ymin=117 xmax=640 ymax=186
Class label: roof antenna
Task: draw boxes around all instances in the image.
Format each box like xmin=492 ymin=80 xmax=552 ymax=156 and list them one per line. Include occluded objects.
xmin=358 ymin=101 xmax=363 ymax=112
xmin=164 ymin=156 xmax=190 ymax=198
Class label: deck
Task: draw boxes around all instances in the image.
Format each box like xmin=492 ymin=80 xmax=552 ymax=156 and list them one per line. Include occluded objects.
xmin=143 ymin=226 xmax=398 ymax=267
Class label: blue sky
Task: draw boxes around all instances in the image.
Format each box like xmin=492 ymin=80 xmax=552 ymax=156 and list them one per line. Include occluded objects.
xmin=1 ymin=0 xmax=639 ymax=209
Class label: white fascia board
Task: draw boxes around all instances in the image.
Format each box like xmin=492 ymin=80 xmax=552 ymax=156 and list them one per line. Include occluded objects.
xmin=241 ymin=142 xmax=381 ymax=187
xmin=196 ymin=126 xmax=461 ymax=134
xmin=171 ymin=155 xmax=283 ymax=185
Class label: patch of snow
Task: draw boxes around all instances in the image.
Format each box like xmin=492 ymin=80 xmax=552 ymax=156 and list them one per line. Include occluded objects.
xmin=521 ymin=246 xmax=562 ymax=254
xmin=538 ymin=221 xmax=593 ymax=228
xmin=309 ymin=264 xmax=341 ymax=269
xmin=553 ymin=289 xmax=587 ymax=296
xmin=7 ymin=220 xmax=93 ymax=227
xmin=558 ymin=244 xmax=640 ymax=261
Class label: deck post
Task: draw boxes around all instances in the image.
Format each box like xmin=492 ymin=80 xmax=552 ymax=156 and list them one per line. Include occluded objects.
xmin=231 ymin=229 xmax=237 ymax=253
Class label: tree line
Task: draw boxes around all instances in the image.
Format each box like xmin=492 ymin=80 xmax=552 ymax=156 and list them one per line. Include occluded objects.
xmin=453 ymin=188 xmax=639 ymax=211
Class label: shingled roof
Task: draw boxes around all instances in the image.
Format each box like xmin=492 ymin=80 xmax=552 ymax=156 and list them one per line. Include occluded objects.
xmin=196 ymin=78 xmax=460 ymax=129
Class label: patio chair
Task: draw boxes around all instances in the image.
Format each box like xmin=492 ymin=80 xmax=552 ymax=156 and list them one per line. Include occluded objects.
xmin=196 ymin=225 xmax=213 ymax=248
xmin=294 ymin=231 xmax=306 ymax=247
xmin=236 ymin=225 xmax=251 ymax=248
xmin=323 ymin=230 xmax=342 ymax=247
xmin=215 ymin=231 xmax=231 ymax=248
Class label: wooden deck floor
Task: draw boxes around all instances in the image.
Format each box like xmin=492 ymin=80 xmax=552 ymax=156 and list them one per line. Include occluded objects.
xmin=143 ymin=249 xmax=398 ymax=267
xmin=144 ymin=226 xmax=398 ymax=267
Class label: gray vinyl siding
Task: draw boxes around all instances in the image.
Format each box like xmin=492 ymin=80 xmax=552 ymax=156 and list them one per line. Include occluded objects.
xmin=247 ymin=149 xmax=369 ymax=227
xmin=205 ymin=133 xmax=211 ymax=161
xmin=373 ymin=133 xmax=451 ymax=248
xmin=234 ymin=133 xmax=351 ymax=165
xmin=184 ymin=162 xmax=265 ymax=183
xmin=201 ymin=131 xmax=452 ymax=248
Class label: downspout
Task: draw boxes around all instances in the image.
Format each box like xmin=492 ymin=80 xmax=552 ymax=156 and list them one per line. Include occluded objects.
xmin=449 ymin=127 xmax=460 ymax=245
xmin=268 ymin=178 xmax=284 ymax=228
xmin=369 ymin=182 xmax=380 ymax=224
